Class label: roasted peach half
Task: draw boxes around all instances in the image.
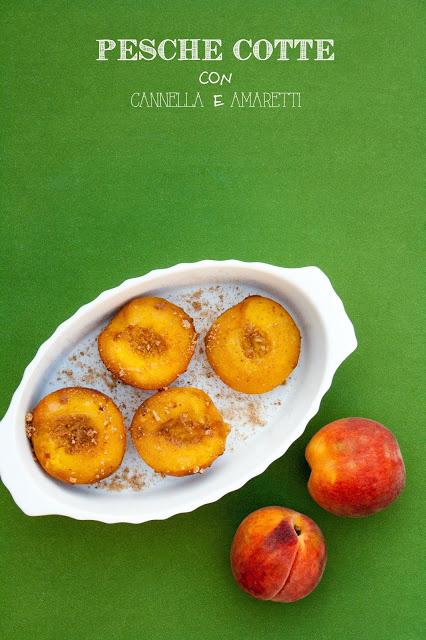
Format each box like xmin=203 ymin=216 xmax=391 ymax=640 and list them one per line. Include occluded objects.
xmin=30 ymin=387 xmax=126 ymax=484
xmin=130 ymin=387 xmax=230 ymax=476
xmin=98 ymin=297 xmax=197 ymax=390
xmin=205 ymin=295 xmax=301 ymax=394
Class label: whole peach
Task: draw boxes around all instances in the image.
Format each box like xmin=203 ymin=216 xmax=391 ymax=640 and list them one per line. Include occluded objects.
xmin=230 ymin=506 xmax=327 ymax=602
xmin=306 ymin=418 xmax=406 ymax=517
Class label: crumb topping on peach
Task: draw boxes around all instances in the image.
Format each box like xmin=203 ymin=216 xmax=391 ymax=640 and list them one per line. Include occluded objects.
xmin=98 ymin=297 xmax=197 ymax=390
xmin=30 ymin=387 xmax=126 ymax=484
xmin=205 ymin=295 xmax=301 ymax=394
xmin=51 ymin=414 xmax=99 ymax=454
xmin=131 ymin=387 xmax=230 ymax=476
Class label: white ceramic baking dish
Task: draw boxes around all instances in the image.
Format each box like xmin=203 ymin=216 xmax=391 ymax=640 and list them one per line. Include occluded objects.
xmin=0 ymin=260 xmax=357 ymax=524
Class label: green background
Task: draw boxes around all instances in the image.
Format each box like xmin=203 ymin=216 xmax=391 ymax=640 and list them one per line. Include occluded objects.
xmin=1 ymin=1 xmax=424 ymax=639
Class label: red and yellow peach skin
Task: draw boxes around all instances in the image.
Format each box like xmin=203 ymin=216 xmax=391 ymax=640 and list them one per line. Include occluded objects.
xmin=306 ymin=418 xmax=406 ymax=517
xmin=230 ymin=506 xmax=327 ymax=602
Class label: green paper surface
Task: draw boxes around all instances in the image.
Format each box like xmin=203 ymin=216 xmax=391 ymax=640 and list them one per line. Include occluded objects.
xmin=0 ymin=1 xmax=424 ymax=639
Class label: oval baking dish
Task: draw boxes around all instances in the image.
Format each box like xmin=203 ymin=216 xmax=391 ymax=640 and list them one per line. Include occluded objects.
xmin=0 ymin=261 xmax=357 ymax=524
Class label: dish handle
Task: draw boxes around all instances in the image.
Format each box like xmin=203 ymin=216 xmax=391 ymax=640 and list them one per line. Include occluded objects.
xmin=280 ymin=265 xmax=358 ymax=372
xmin=0 ymin=406 xmax=62 ymax=518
